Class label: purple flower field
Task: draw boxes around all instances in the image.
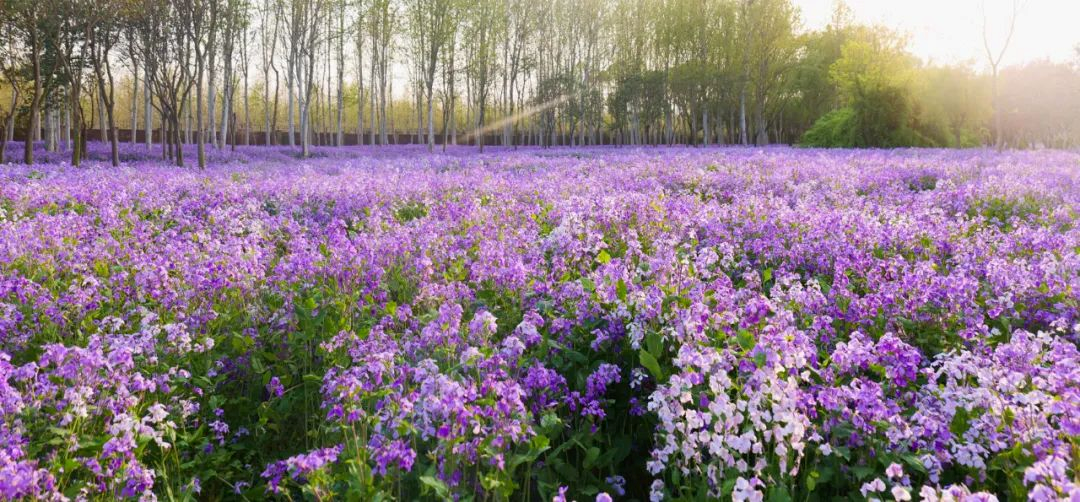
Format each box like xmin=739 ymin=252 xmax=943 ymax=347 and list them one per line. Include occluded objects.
xmin=1 ymin=144 xmax=1078 ymax=501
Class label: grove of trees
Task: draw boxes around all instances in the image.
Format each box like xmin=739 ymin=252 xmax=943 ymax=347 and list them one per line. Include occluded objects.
xmin=1 ymin=0 xmax=1079 ymax=166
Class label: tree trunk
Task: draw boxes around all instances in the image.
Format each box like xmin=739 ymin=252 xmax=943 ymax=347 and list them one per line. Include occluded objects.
xmin=186 ymin=96 xmax=192 ymax=145
xmin=70 ymin=87 xmax=83 ymax=167
xmin=6 ymin=88 xmax=17 ymax=146
xmin=369 ymin=32 xmax=377 ymax=146
xmin=208 ymin=55 xmax=218 ymax=149
xmin=703 ymin=109 xmax=709 ymax=147
xmin=43 ymin=108 xmax=55 ymax=152
xmin=356 ymin=33 xmax=364 ymax=146
xmin=243 ymin=72 xmax=250 ymax=146
xmin=221 ymin=77 xmax=232 ymax=150
xmin=416 ymin=83 xmax=423 ymax=146
xmin=174 ymin=114 xmax=185 ymax=167
xmin=131 ymin=68 xmax=138 ymax=146
xmin=106 ymin=103 xmax=119 ymax=166
xmin=427 ymin=86 xmax=435 ymax=152
xmin=379 ymin=63 xmax=388 ymax=146
xmin=336 ymin=5 xmax=344 ymax=147
xmin=98 ymin=92 xmax=107 ymax=144
xmin=992 ymin=68 xmax=1002 ymax=151
xmin=25 ymin=31 xmax=42 ymax=165
xmin=754 ymin=88 xmax=768 ymax=146
xmin=96 ymin=48 xmax=121 ymax=167
xmin=287 ymin=59 xmax=296 ymax=146
xmin=264 ymin=65 xmax=273 ymax=146
xmin=161 ymin=109 xmax=168 ymax=159
xmin=197 ymin=72 xmax=206 ymax=168
xmin=739 ymin=87 xmax=748 ymax=145
xmin=144 ymin=65 xmax=152 ymax=148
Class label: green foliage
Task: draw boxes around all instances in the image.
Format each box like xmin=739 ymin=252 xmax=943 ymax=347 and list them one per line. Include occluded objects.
xmin=393 ymin=201 xmax=428 ymax=224
xmin=798 ymin=107 xmax=857 ymax=147
xmin=966 ymin=193 xmax=1055 ymax=231
xmin=801 ymin=27 xmax=990 ymax=148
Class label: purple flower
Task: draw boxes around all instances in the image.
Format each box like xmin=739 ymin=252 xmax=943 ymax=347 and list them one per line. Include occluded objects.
xmin=266 ymin=376 xmax=285 ymax=399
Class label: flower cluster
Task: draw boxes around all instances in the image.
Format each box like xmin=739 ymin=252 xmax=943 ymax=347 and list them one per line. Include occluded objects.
xmin=1 ymin=143 xmax=1078 ymax=499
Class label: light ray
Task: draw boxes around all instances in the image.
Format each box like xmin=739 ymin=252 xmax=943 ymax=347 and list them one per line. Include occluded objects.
xmin=462 ymin=92 xmax=576 ymax=142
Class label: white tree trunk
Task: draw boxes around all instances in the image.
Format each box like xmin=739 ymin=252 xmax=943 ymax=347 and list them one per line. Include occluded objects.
xmin=739 ymin=87 xmax=748 ymax=145
xmin=221 ymin=77 xmax=231 ymax=148
xmin=185 ymin=97 xmax=192 ymax=144
xmin=97 ymin=94 xmax=107 ymax=143
xmin=144 ymin=65 xmax=152 ymax=148
xmin=703 ymin=109 xmax=709 ymax=146
xmin=287 ymin=65 xmax=296 ymax=146
xmin=62 ymin=102 xmax=70 ymax=150
xmin=208 ymin=63 xmax=218 ymax=148
xmin=43 ymin=108 xmax=54 ymax=152
xmin=130 ymin=71 xmax=138 ymax=145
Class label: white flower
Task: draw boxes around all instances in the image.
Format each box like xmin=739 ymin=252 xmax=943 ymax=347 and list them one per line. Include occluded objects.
xmin=732 ymin=477 xmax=763 ymax=502
xmin=649 ymin=479 xmax=665 ymax=502
xmin=861 ymin=479 xmax=886 ymax=497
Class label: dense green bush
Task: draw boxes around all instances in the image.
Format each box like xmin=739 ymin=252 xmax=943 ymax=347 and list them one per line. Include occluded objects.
xmin=799 ymin=108 xmax=857 ymax=147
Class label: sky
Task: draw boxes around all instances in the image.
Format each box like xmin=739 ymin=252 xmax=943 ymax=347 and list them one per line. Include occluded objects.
xmin=796 ymin=0 xmax=1080 ymax=69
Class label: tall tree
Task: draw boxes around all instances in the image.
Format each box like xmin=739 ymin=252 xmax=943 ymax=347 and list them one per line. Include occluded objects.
xmin=981 ymin=0 xmax=1021 ymax=151
xmin=366 ymin=0 xmax=395 ymax=146
xmin=409 ymin=0 xmax=458 ymax=151
xmin=260 ymin=0 xmax=280 ymax=145
xmin=0 ymin=11 xmax=23 ymax=164
xmin=280 ymin=0 xmax=329 ymax=157
xmin=88 ymin=0 xmax=124 ymax=166
xmin=12 ymin=0 xmax=45 ymax=164
xmin=463 ymin=0 xmax=504 ymax=151
xmin=136 ymin=0 xmax=198 ymax=166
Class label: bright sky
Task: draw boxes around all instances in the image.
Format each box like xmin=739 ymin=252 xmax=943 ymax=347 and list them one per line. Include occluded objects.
xmin=796 ymin=0 xmax=1080 ymax=69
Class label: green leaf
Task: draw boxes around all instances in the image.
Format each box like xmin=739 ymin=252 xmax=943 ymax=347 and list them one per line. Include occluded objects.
xmin=852 ymin=465 xmax=874 ymax=480
xmin=767 ymin=485 xmax=792 ymax=502
xmin=646 ymin=330 xmax=663 ymax=357
xmin=420 ymin=476 xmax=450 ymax=498
xmin=530 ymin=434 xmax=551 ymax=454
xmin=753 ymin=351 xmax=767 ymax=368
xmin=721 ymin=477 xmax=737 ymax=496
xmin=817 ymin=465 xmax=835 ymax=483
xmin=1002 ymin=407 xmax=1015 ymax=428
xmin=639 ymin=350 xmax=664 ymax=380
xmin=596 ymin=250 xmax=611 ymax=265
xmin=616 ymin=279 xmax=628 ymax=302
xmin=584 ymin=446 xmax=600 ymax=468
xmin=554 ymin=461 xmax=580 ymax=482
xmin=950 ymin=407 xmax=972 ymax=437
xmin=540 ymin=413 xmax=563 ymax=431
xmin=736 ymin=329 xmax=755 ymax=351
xmin=900 ymin=453 xmax=928 ymax=474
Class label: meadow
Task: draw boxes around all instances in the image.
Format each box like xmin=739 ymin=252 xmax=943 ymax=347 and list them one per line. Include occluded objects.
xmin=0 ymin=145 xmax=1078 ymax=501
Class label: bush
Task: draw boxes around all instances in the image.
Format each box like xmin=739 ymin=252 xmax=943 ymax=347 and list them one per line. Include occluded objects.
xmin=799 ymin=108 xmax=858 ymax=147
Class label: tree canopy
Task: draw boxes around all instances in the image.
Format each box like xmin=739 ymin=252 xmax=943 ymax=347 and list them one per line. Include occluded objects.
xmin=1 ymin=0 xmax=1079 ymax=165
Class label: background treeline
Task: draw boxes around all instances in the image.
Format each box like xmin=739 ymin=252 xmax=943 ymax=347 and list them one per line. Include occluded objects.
xmin=1 ymin=0 xmax=1078 ymax=167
